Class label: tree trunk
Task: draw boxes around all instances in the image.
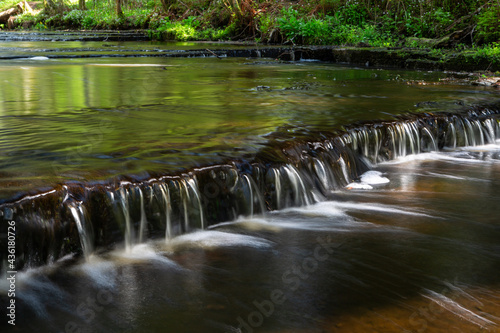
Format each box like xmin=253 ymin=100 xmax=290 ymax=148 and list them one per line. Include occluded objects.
xmin=116 ymin=0 xmax=123 ymax=17
xmin=7 ymin=15 xmax=16 ymax=29
xmin=18 ymin=1 xmax=34 ymax=14
xmin=79 ymin=0 xmax=86 ymax=10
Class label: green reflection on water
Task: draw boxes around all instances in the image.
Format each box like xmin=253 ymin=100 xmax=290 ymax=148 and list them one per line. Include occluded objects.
xmin=0 ymin=55 xmax=497 ymax=199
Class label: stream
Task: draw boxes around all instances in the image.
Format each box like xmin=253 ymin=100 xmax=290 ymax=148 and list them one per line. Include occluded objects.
xmin=1 ymin=32 xmax=500 ymax=333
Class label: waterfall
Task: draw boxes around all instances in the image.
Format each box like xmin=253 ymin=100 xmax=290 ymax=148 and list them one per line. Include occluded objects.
xmin=138 ymin=187 xmax=148 ymax=243
xmin=2 ymin=105 xmax=500 ymax=270
xmin=68 ymin=201 xmax=94 ymax=259
xmin=158 ymin=183 xmax=172 ymax=240
xmin=119 ymin=187 xmax=133 ymax=251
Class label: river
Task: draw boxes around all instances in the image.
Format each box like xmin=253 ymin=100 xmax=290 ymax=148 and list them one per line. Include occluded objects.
xmin=0 ymin=32 xmax=500 ymax=333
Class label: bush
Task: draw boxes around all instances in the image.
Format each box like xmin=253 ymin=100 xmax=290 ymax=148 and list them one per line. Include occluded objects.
xmin=275 ymin=7 xmax=392 ymax=46
xmin=337 ymin=3 xmax=368 ymax=26
xmin=477 ymin=4 xmax=500 ymax=44
xmin=277 ymin=8 xmax=333 ymax=44
xmin=402 ymin=8 xmax=452 ymax=38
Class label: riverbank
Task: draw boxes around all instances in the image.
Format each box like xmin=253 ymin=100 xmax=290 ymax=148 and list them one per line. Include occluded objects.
xmin=1 ymin=29 xmax=499 ymax=74
xmin=1 ymin=0 xmax=499 ymax=74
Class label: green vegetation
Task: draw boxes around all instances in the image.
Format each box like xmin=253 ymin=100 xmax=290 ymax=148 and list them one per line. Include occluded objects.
xmin=0 ymin=0 xmax=20 ymax=11
xmin=477 ymin=3 xmax=500 ymax=43
xmin=0 ymin=0 xmax=499 ymax=59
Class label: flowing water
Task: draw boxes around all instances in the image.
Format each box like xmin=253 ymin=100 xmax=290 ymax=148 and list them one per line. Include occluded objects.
xmin=1 ymin=33 xmax=500 ymax=332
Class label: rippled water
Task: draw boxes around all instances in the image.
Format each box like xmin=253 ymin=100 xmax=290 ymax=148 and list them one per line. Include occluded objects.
xmin=0 ymin=43 xmax=498 ymax=199
xmin=1 ymin=36 xmax=500 ymax=333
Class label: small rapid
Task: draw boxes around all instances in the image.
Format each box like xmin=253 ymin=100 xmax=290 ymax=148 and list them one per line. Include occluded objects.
xmin=1 ymin=39 xmax=500 ymax=332
xmin=4 ymin=144 xmax=500 ymax=332
xmin=1 ymin=105 xmax=499 ymax=271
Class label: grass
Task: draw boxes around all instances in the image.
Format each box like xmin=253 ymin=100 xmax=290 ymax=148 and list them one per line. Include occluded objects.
xmin=0 ymin=0 xmax=21 ymax=12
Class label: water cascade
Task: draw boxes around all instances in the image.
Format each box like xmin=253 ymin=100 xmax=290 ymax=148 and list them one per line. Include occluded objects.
xmin=67 ymin=200 xmax=94 ymax=259
xmin=1 ymin=106 xmax=499 ymax=271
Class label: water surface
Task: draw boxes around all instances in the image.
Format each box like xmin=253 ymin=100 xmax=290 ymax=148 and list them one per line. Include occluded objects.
xmin=0 ymin=43 xmax=497 ymax=199
xmin=6 ymin=146 xmax=500 ymax=333
xmin=1 ymin=36 xmax=500 ymax=333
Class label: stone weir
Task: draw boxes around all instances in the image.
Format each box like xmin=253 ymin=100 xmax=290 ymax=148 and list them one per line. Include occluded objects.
xmin=1 ymin=105 xmax=500 ymax=271
xmin=0 ymin=34 xmax=497 ymax=72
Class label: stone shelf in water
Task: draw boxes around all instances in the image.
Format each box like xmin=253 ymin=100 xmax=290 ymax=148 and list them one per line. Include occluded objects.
xmin=1 ymin=105 xmax=499 ymax=271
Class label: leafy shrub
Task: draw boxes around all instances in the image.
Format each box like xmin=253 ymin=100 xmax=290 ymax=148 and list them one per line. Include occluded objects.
xmin=401 ymin=8 xmax=452 ymax=38
xmin=258 ymin=13 xmax=274 ymax=39
xmin=276 ymin=7 xmax=392 ymax=46
xmin=337 ymin=3 xmax=368 ymax=26
xmin=277 ymin=8 xmax=333 ymax=44
xmin=150 ymin=16 xmax=200 ymax=41
xmin=34 ymin=22 xmax=48 ymax=30
xmin=276 ymin=7 xmax=301 ymax=42
xmin=477 ymin=4 xmax=500 ymax=44
xmin=62 ymin=9 xmax=84 ymax=27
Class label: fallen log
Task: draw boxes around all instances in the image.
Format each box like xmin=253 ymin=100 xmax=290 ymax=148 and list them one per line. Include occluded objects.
xmin=0 ymin=7 xmax=19 ymax=24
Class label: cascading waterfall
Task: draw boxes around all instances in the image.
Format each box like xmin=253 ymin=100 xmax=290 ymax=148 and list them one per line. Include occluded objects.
xmin=67 ymin=201 xmax=94 ymax=259
xmin=138 ymin=187 xmax=148 ymax=243
xmin=2 ymin=106 xmax=500 ymax=270
xmin=117 ymin=187 xmax=134 ymax=252
xmin=158 ymin=183 xmax=172 ymax=240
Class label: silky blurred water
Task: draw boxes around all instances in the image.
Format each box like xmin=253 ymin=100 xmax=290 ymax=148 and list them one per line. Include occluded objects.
xmin=1 ymin=38 xmax=500 ymax=333
xmin=0 ymin=145 xmax=498 ymax=333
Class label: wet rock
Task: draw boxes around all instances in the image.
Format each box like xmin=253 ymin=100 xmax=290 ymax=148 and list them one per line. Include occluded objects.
xmin=474 ymin=77 xmax=500 ymax=87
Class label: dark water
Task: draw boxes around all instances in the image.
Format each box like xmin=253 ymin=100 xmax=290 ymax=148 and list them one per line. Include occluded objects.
xmin=1 ymin=36 xmax=500 ymax=332
xmin=6 ymin=148 xmax=500 ymax=333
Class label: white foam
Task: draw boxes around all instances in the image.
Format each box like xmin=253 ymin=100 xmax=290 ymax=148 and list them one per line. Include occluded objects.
xmin=360 ymin=171 xmax=390 ymax=184
xmin=119 ymin=243 xmax=159 ymax=258
xmin=383 ymin=145 xmax=500 ymax=165
xmin=79 ymin=259 xmax=117 ymax=289
xmin=346 ymin=170 xmax=389 ymax=190
xmin=282 ymin=201 xmax=345 ymax=217
xmin=346 ymin=183 xmax=373 ymax=190
xmin=111 ymin=243 xmax=179 ymax=267
xmin=29 ymin=56 xmax=50 ymax=60
xmin=211 ymin=217 xmax=284 ymax=232
xmin=383 ymin=152 xmax=445 ymax=164
xmin=16 ymin=270 xmax=63 ymax=318
xmin=455 ymin=144 xmax=500 ymax=152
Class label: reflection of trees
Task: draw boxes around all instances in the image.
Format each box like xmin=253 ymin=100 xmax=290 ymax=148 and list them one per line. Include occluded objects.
xmin=0 ymin=60 xmax=290 ymax=195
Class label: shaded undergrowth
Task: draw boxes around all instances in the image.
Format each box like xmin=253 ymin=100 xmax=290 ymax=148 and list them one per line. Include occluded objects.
xmin=1 ymin=0 xmax=499 ymax=66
